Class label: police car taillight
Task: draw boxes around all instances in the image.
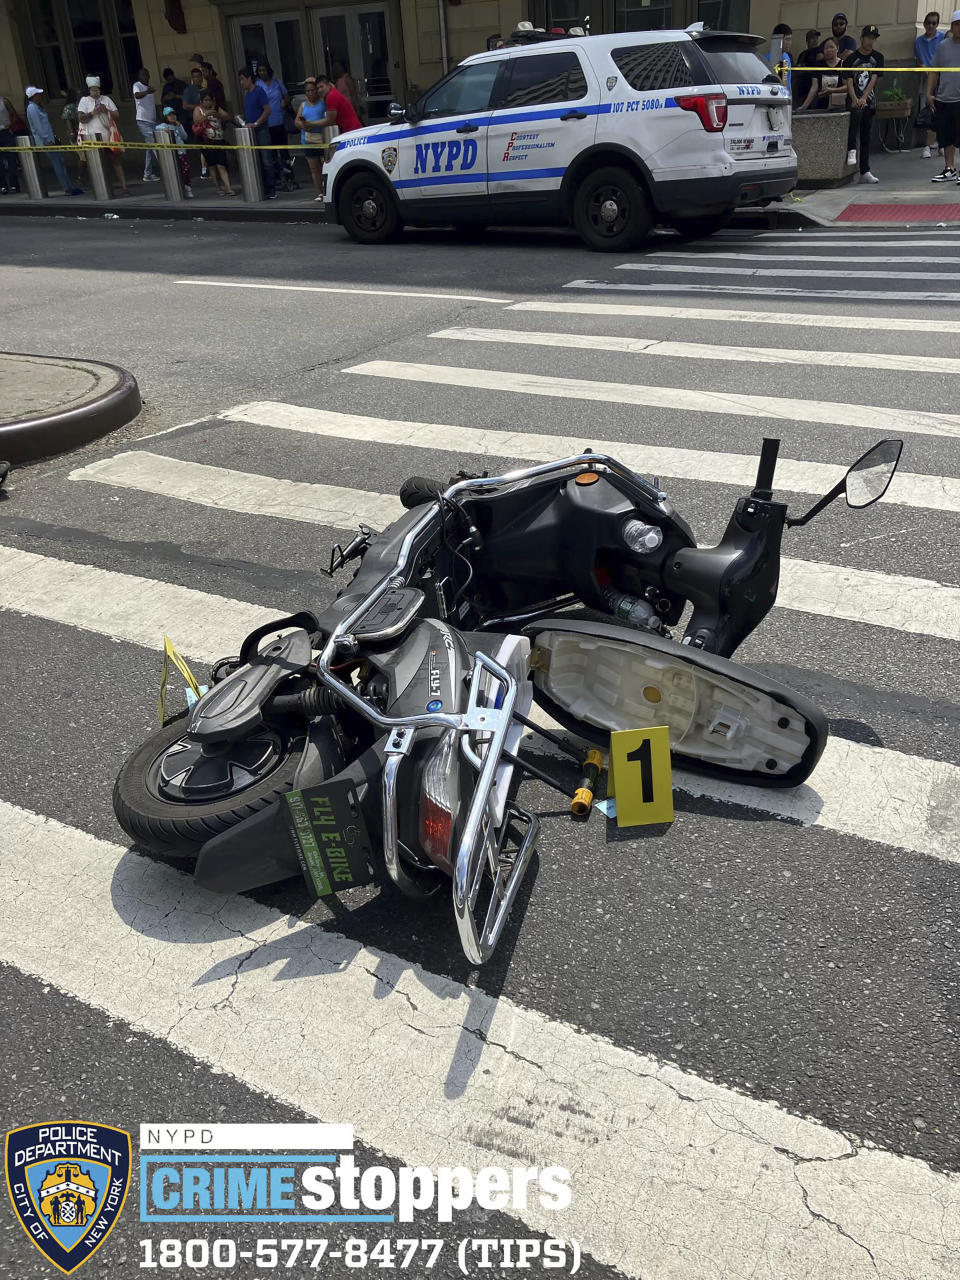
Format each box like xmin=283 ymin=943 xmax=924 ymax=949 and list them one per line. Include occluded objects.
xmin=675 ymin=93 xmax=727 ymax=132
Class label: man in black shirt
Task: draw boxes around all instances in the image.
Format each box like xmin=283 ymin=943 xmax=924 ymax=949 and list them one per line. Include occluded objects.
xmin=845 ymin=25 xmax=884 ymax=182
xmin=794 ymin=29 xmax=821 ymax=105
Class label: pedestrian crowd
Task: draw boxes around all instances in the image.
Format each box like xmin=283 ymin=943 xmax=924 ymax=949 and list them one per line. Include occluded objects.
xmin=0 ymin=53 xmax=364 ymax=202
xmin=773 ymin=8 xmax=960 ymax=186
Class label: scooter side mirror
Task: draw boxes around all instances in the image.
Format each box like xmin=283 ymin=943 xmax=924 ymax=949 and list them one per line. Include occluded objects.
xmin=844 ymin=438 xmax=903 ymax=508
xmin=387 ymin=101 xmax=406 ymax=121
xmin=786 ymin=438 xmax=903 ymax=528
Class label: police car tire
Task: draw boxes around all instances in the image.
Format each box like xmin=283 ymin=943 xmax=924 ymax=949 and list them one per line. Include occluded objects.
xmin=112 ymin=711 xmax=306 ymax=857
xmin=338 ymin=171 xmax=401 ymax=244
xmin=668 ymin=211 xmax=734 ymax=240
xmin=573 ymin=166 xmax=652 ymax=252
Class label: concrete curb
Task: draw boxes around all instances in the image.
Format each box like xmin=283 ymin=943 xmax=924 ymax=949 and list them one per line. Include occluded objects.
xmin=0 ymin=353 xmax=141 ymax=462
xmin=0 ymin=199 xmax=327 ymax=226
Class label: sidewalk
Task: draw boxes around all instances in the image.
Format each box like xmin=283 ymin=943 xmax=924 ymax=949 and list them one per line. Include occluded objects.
xmin=0 ymin=352 xmax=140 ymax=462
xmin=0 ymin=171 xmax=327 ymax=224
xmin=787 ymin=145 xmax=960 ymax=225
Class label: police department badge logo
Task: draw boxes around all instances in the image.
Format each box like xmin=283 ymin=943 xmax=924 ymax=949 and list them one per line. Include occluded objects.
xmin=381 ymin=146 xmax=398 ymax=174
xmin=606 ymin=75 xmax=618 ymax=91
xmin=5 ymin=1123 xmax=131 ymax=1274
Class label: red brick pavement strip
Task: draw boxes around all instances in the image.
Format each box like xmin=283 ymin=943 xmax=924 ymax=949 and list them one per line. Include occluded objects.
xmin=836 ymin=201 xmax=960 ymax=222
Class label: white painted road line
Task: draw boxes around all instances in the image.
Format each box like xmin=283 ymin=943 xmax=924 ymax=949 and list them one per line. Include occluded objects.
xmin=226 ymin=400 xmax=960 ymax=517
xmin=619 ymin=262 xmax=960 ymax=282
xmin=431 ymin=325 xmax=960 ymax=376
xmin=777 ymin=556 xmax=960 ymax=642
xmin=714 ymin=232 xmax=960 ymax=243
xmin=1 ymin=551 xmax=958 ymax=859
xmin=345 ymin=359 xmax=960 ymax=441
xmin=2 ymin=801 xmax=959 ymax=1280
xmin=564 ymin=280 xmax=960 ymax=303
xmin=509 ymin=300 xmax=946 ymax=333
xmin=0 ymin=546 xmax=275 ymax=662
xmin=175 ymin=279 xmax=511 ymax=304
xmin=70 ymin=451 xmax=404 ymax=530
xmin=649 ymin=252 xmax=960 ymax=264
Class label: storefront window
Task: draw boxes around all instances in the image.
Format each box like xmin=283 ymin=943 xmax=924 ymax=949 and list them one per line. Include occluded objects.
xmin=29 ymin=0 xmax=67 ymax=94
xmin=615 ymin=0 xmax=674 ymax=31
xmin=698 ymin=0 xmax=749 ymax=30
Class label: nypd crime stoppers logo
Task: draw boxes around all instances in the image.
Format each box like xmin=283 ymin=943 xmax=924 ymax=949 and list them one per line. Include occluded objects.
xmin=5 ymin=1122 xmax=131 ymax=1274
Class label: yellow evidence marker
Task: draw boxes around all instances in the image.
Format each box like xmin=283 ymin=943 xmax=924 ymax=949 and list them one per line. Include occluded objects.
xmin=608 ymin=725 xmax=674 ymax=828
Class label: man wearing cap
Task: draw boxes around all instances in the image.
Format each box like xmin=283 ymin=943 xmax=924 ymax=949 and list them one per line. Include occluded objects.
xmin=24 ymin=87 xmax=83 ymax=196
xmin=927 ymin=10 xmax=960 ymax=180
xmin=821 ymin=13 xmax=857 ymax=60
xmin=794 ymin=29 xmax=822 ymax=105
xmin=844 ymin=26 xmax=884 ymax=181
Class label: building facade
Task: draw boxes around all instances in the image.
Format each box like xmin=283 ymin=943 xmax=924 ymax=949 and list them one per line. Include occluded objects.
xmin=0 ymin=0 xmax=931 ymax=129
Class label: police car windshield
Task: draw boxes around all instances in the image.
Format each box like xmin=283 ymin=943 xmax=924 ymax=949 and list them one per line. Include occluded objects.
xmin=695 ymin=38 xmax=771 ymax=84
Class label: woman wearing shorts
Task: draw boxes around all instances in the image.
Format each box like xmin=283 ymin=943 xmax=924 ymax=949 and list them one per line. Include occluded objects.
xmin=295 ymin=77 xmax=328 ymax=200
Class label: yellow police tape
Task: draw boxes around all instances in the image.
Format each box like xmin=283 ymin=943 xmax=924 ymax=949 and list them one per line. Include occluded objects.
xmin=0 ymin=140 xmax=334 ymax=152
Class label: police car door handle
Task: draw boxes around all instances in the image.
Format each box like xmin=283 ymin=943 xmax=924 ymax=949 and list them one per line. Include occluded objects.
xmin=456 ymin=123 xmax=480 ymax=133
xmin=561 ymin=110 xmax=588 ymax=120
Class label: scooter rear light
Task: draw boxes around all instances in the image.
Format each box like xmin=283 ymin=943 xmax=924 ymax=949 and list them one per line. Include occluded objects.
xmin=675 ymin=93 xmax=727 ymax=131
xmin=419 ymin=729 xmax=458 ymax=867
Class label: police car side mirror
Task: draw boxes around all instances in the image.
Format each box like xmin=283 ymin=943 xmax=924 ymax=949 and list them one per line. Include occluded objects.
xmin=387 ymin=101 xmax=405 ymax=121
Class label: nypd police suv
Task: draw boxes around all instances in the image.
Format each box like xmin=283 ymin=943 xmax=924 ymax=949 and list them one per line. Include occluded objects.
xmin=322 ymin=26 xmax=796 ymax=251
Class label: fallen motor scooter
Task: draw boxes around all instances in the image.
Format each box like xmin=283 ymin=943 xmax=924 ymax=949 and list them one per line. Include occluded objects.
xmin=113 ymin=437 xmax=902 ymax=962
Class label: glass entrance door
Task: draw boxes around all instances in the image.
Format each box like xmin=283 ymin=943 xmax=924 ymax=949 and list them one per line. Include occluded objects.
xmin=231 ymin=12 xmax=307 ymax=87
xmin=311 ymin=4 xmax=397 ymax=121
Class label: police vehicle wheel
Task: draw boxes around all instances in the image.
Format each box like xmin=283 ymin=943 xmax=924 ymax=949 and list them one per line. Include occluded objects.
xmin=573 ymin=166 xmax=652 ymax=251
xmin=338 ymin=172 xmax=401 ymax=244
xmin=668 ymin=211 xmax=733 ymax=240
xmin=112 ymin=711 xmax=308 ymax=856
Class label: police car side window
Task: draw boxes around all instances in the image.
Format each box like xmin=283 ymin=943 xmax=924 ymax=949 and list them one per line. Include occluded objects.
xmin=496 ymin=52 xmax=589 ymax=108
xmin=611 ymin=43 xmax=694 ymax=91
xmin=420 ymin=61 xmax=502 ymax=118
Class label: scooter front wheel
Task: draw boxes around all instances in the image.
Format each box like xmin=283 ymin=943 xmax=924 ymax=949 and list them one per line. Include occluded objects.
xmin=112 ymin=711 xmax=306 ymax=856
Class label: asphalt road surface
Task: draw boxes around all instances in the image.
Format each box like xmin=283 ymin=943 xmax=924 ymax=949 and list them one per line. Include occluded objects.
xmin=1 ymin=215 xmax=959 ymax=1280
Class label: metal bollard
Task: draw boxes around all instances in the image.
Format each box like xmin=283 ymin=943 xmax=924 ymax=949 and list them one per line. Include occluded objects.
xmin=234 ymin=125 xmax=264 ymax=203
xmin=154 ymin=128 xmax=185 ymax=203
xmin=16 ymin=136 xmax=47 ymax=199
xmin=85 ymin=144 xmax=112 ymax=201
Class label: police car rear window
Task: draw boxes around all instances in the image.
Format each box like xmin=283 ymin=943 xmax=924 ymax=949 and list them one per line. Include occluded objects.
xmin=693 ymin=38 xmax=773 ymax=84
xmin=610 ymin=43 xmax=694 ymax=92
xmin=498 ymin=52 xmax=588 ymax=107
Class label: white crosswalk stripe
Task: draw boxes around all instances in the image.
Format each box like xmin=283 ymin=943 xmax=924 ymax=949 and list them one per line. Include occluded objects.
xmin=509 ymin=300 xmax=946 ymax=332
xmin=344 ymin=359 xmax=960 ymax=440
xmin=222 ymin=400 xmax=960 ymax=515
xmin=71 ymin=451 xmax=404 ymax=528
xmin=564 ymin=279 xmax=960 ymax=302
xmin=649 ymin=252 xmax=960 ymax=264
xmin=430 ymin=324 xmax=960 ymax=375
xmin=619 ymin=262 xmax=960 ymax=282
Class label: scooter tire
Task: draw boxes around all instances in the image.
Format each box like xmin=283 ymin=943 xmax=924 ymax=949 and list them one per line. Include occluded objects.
xmin=112 ymin=711 xmax=305 ymax=857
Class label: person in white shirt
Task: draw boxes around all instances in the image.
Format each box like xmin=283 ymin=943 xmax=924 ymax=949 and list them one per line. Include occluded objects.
xmin=77 ymin=75 xmax=129 ymax=195
xmin=132 ymin=64 xmax=159 ymax=181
